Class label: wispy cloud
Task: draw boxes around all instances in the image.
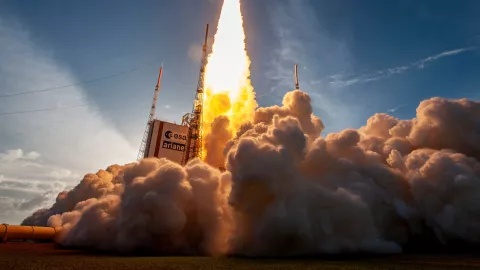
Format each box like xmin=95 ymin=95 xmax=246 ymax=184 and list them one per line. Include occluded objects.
xmin=265 ymin=0 xmax=361 ymax=133
xmin=0 ymin=15 xmax=137 ymax=223
xmin=264 ymin=0 xmax=351 ymax=100
xmin=329 ymin=47 xmax=477 ymax=88
xmin=0 ymin=149 xmax=40 ymax=162
xmin=0 ymin=149 xmax=80 ymax=185
xmin=0 ymin=148 xmax=75 ymax=224
xmin=387 ymin=104 xmax=407 ymax=113
xmin=0 ymin=184 xmax=67 ymax=223
xmin=0 ymin=16 xmax=137 ymax=171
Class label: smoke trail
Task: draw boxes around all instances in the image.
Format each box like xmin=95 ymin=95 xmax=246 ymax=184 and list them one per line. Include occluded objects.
xmin=23 ymin=89 xmax=480 ymax=256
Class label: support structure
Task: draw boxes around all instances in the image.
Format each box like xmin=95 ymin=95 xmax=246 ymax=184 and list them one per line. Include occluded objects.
xmin=137 ymin=66 xmax=163 ymax=161
xmin=294 ymin=64 xmax=300 ymax=90
xmin=182 ymin=24 xmax=209 ymax=164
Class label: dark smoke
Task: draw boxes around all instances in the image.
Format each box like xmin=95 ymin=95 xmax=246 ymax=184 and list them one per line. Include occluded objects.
xmin=23 ymin=90 xmax=480 ymax=256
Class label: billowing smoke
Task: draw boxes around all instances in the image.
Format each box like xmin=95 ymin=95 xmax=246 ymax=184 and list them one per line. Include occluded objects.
xmin=23 ymin=90 xmax=480 ymax=256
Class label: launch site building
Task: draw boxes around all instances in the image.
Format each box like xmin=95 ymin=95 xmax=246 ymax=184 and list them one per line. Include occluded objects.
xmin=143 ymin=120 xmax=189 ymax=165
xmin=138 ymin=26 xmax=301 ymax=166
xmin=137 ymin=24 xmax=210 ymax=165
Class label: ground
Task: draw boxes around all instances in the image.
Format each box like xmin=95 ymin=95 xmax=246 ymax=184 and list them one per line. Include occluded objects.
xmin=1 ymin=243 xmax=480 ymax=270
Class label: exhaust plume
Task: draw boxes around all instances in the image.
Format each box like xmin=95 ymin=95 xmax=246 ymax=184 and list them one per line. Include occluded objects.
xmin=23 ymin=89 xmax=480 ymax=256
xmin=202 ymin=0 xmax=258 ymax=167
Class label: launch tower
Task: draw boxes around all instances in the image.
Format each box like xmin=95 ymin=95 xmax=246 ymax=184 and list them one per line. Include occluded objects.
xmin=137 ymin=66 xmax=163 ymax=160
xmin=137 ymin=64 xmax=189 ymax=164
xmin=294 ymin=64 xmax=300 ymax=90
xmin=181 ymin=24 xmax=210 ymax=164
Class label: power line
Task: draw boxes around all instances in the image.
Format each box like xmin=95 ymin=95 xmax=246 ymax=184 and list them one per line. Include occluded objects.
xmin=0 ymin=59 xmax=161 ymax=98
xmin=0 ymin=104 xmax=90 ymax=116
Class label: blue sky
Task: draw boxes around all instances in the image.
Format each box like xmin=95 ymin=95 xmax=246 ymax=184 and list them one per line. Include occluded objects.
xmin=0 ymin=0 xmax=479 ymax=223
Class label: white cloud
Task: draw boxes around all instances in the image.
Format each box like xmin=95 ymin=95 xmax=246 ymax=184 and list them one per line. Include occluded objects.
xmin=0 ymin=173 xmax=68 ymax=224
xmin=329 ymin=47 xmax=477 ymax=88
xmin=0 ymin=149 xmax=79 ymax=185
xmin=0 ymin=149 xmax=40 ymax=162
xmin=0 ymin=187 xmax=64 ymax=224
xmin=0 ymin=149 xmax=22 ymax=162
xmin=45 ymin=168 xmax=79 ymax=180
xmin=24 ymin=151 xmax=41 ymax=160
xmin=0 ymin=16 xmax=137 ymax=170
xmin=0 ymin=148 xmax=73 ymax=224
xmin=0 ymin=16 xmax=137 ymax=223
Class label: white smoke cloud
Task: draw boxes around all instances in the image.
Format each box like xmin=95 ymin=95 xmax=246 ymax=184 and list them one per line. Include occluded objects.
xmin=22 ymin=88 xmax=480 ymax=256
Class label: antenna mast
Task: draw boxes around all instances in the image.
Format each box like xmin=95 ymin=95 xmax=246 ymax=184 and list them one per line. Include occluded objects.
xmin=294 ymin=64 xmax=300 ymax=90
xmin=137 ymin=65 xmax=163 ymax=160
xmin=182 ymin=24 xmax=209 ymax=164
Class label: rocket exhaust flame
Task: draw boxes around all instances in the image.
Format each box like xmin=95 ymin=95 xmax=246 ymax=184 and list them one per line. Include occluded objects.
xmin=202 ymin=0 xmax=257 ymax=166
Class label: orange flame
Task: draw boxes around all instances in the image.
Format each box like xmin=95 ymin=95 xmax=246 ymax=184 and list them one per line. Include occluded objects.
xmin=202 ymin=0 xmax=257 ymax=163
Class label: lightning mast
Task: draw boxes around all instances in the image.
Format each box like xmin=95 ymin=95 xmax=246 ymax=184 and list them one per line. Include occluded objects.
xmin=137 ymin=65 xmax=163 ymax=160
xmin=182 ymin=24 xmax=209 ymax=164
xmin=294 ymin=64 xmax=300 ymax=90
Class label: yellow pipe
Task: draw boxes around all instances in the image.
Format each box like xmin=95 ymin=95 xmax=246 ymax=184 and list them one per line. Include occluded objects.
xmin=0 ymin=224 xmax=56 ymax=243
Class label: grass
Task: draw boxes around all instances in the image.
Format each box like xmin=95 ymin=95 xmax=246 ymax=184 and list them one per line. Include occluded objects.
xmin=1 ymin=243 xmax=480 ymax=270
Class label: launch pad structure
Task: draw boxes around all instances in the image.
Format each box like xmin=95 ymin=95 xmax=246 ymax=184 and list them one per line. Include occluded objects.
xmin=137 ymin=25 xmax=210 ymax=165
xmin=181 ymin=24 xmax=209 ymax=164
xmin=137 ymin=25 xmax=301 ymax=167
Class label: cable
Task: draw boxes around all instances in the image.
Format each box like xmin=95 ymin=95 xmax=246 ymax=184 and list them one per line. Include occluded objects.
xmin=0 ymin=59 xmax=161 ymax=98
xmin=0 ymin=104 xmax=90 ymax=116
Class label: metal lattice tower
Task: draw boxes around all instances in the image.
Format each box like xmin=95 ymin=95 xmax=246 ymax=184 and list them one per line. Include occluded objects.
xmin=137 ymin=65 xmax=163 ymax=160
xmin=182 ymin=24 xmax=209 ymax=164
xmin=294 ymin=64 xmax=300 ymax=90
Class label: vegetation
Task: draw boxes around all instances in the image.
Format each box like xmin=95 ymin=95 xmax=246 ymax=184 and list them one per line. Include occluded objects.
xmin=1 ymin=243 xmax=479 ymax=270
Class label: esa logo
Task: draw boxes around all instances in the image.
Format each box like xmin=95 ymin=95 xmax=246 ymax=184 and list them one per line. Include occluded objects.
xmin=164 ymin=131 xmax=187 ymax=141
